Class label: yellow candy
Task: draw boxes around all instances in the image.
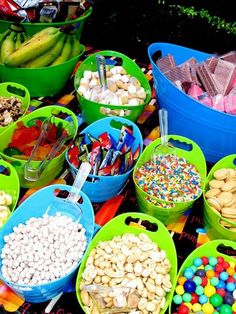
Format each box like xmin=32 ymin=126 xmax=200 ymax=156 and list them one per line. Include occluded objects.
xmin=202 ymin=303 xmax=214 ymax=314
xmin=232 ymin=302 xmax=236 ymax=312
xmin=229 ymin=261 xmax=235 ymax=268
xmin=184 ymin=302 xmax=192 ymax=310
xmin=192 ymin=303 xmax=202 ymax=312
xmin=204 ymin=284 xmax=216 ymax=297
xmin=175 ymin=284 xmax=185 ymax=295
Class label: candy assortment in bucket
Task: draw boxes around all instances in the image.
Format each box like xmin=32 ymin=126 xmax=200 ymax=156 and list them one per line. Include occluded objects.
xmin=148 ymin=42 xmax=236 ymax=163
xmin=66 ymin=117 xmax=143 ymax=203
xmin=0 ymin=160 xmax=20 ymax=228
xmin=169 ymin=239 xmax=236 ymax=314
xmin=0 ymin=82 xmax=30 ymax=134
xmin=74 ymin=50 xmax=152 ymax=124
xmin=133 ymin=135 xmax=207 ymax=225
xmin=0 ymin=183 xmax=94 ymax=303
xmin=0 ymin=6 xmax=93 ymax=39
xmin=76 ymin=212 xmax=178 ymax=314
xmin=0 ymin=106 xmax=78 ymax=188
xmin=203 ymin=154 xmax=236 ymax=241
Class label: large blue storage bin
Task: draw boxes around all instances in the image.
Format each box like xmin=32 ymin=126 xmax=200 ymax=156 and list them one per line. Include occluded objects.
xmin=148 ymin=42 xmax=236 ymax=163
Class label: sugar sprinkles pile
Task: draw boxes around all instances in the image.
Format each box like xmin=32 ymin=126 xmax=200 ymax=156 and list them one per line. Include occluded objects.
xmin=135 ymin=154 xmax=202 ymax=203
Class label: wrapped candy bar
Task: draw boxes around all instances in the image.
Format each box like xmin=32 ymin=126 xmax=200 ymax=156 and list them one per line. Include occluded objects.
xmin=67 ymin=126 xmax=139 ymax=177
xmin=187 ymin=84 xmax=204 ymax=100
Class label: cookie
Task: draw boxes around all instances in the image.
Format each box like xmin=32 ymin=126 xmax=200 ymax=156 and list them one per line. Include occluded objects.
xmin=209 ymin=179 xmax=225 ymax=189
xmin=207 ymin=197 xmax=222 ymax=211
xmin=217 ymin=191 xmax=234 ymax=207
xmin=205 ymin=188 xmax=221 ymax=198
xmin=221 ymin=207 xmax=236 ymax=219
xmin=221 ymin=180 xmax=236 ymax=192
xmin=213 ymin=168 xmax=230 ymax=180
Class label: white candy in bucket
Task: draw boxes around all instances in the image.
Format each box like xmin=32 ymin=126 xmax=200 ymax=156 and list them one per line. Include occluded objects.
xmin=1 ymin=162 xmax=91 ymax=286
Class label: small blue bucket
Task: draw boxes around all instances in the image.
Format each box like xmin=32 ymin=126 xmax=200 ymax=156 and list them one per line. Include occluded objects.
xmin=66 ymin=117 xmax=143 ymax=203
xmin=148 ymin=42 xmax=236 ymax=163
xmin=0 ymin=184 xmax=94 ymax=303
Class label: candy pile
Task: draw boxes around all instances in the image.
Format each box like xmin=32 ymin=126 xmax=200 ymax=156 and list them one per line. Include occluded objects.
xmin=68 ymin=126 xmax=140 ymax=176
xmin=156 ymin=51 xmax=236 ymax=115
xmin=0 ymin=191 xmax=12 ymax=228
xmin=135 ymin=154 xmax=202 ymax=203
xmin=0 ymin=96 xmax=23 ymax=127
xmin=1 ymin=213 xmax=87 ymax=285
xmin=3 ymin=118 xmax=68 ymax=160
xmin=172 ymin=255 xmax=236 ymax=314
xmin=0 ymin=0 xmax=91 ymax=23
xmin=80 ymin=232 xmax=172 ymax=314
xmin=205 ymin=168 xmax=236 ymax=232
xmin=78 ymin=66 xmax=147 ymax=107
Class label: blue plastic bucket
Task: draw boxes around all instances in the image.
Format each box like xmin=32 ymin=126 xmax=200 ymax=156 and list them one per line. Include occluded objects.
xmin=148 ymin=42 xmax=236 ymax=163
xmin=0 ymin=184 xmax=94 ymax=303
xmin=66 ymin=117 xmax=143 ymax=203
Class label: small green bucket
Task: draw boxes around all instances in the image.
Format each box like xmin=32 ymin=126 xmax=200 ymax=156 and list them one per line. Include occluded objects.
xmin=74 ymin=50 xmax=152 ymax=124
xmin=76 ymin=212 xmax=178 ymax=314
xmin=203 ymin=154 xmax=236 ymax=241
xmin=0 ymin=7 xmax=92 ymax=39
xmin=133 ymin=135 xmax=207 ymax=225
xmin=0 ymin=82 xmax=30 ymax=134
xmin=0 ymin=105 xmax=78 ymax=188
xmin=0 ymin=159 xmax=20 ymax=228
xmin=0 ymin=45 xmax=85 ymax=97
xmin=168 ymin=239 xmax=236 ymax=314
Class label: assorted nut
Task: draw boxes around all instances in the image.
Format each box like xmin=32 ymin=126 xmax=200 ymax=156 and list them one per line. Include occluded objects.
xmin=205 ymin=167 xmax=236 ymax=231
xmin=78 ymin=66 xmax=147 ymax=106
xmin=0 ymin=190 xmax=12 ymax=228
xmin=1 ymin=212 xmax=87 ymax=285
xmin=80 ymin=232 xmax=172 ymax=314
xmin=0 ymin=96 xmax=24 ymax=127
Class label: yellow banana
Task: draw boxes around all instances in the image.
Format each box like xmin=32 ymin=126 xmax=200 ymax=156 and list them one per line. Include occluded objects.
xmin=15 ymin=32 xmax=22 ymax=50
xmin=0 ymin=29 xmax=11 ymax=63
xmin=23 ymin=33 xmax=66 ymax=68
xmin=4 ymin=31 xmax=63 ymax=67
xmin=21 ymin=27 xmax=59 ymax=47
xmin=70 ymin=35 xmax=81 ymax=58
xmin=1 ymin=31 xmax=16 ymax=64
xmin=50 ymin=34 xmax=72 ymax=66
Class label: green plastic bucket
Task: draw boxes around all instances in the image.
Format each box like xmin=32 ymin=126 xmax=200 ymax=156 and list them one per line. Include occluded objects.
xmin=0 ymin=7 xmax=92 ymax=39
xmin=74 ymin=50 xmax=152 ymax=124
xmin=0 ymin=159 xmax=20 ymax=222
xmin=133 ymin=135 xmax=207 ymax=225
xmin=203 ymin=154 xmax=236 ymax=241
xmin=0 ymin=105 xmax=78 ymax=188
xmin=0 ymin=45 xmax=85 ymax=97
xmin=76 ymin=212 xmax=178 ymax=314
xmin=0 ymin=82 xmax=30 ymax=134
xmin=169 ymin=239 xmax=236 ymax=314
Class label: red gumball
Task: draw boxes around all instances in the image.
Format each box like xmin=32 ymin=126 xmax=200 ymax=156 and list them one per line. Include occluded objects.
xmin=201 ymin=256 xmax=209 ymax=266
xmin=214 ymin=272 xmax=220 ymax=278
xmin=178 ymin=304 xmax=190 ymax=314
xmin=191 ymin=293 xmax=199 ymax=304
xmin=223 ymin=261 xmax=230 ymax=270
xmin=201 ymin=277 xmax=208 ymax=287
xmin=217 ymin=256 xmax=224 ymax=264
xmin=216 ymin=288 xmax=226 ymax=297
xmin=215 ymin=264 xmax=224 ymax=273
xmin=227 ymin=277 xmax=235 ymax=283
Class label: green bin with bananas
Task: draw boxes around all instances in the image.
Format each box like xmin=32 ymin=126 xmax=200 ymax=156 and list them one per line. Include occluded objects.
xmin=0 ymin=24 xmax=85 ymax=97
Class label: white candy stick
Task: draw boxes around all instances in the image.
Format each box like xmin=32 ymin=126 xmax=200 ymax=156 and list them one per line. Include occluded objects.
xmin=45 ymin=292 xmax=63 ymax=313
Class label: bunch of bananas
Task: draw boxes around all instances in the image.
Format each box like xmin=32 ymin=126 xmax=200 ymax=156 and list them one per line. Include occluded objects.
xmin=2 ymin=26 xmax=81 ymax=68
xmin=0 ymin=24 xmax=28 ymax=64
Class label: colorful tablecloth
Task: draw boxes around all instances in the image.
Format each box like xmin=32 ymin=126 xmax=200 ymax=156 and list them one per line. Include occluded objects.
xmin=0 ymin=46 xmax=216 ymax=314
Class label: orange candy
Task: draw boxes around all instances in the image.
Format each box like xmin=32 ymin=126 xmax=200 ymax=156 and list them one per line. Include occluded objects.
xmin=206 ymin=269 xmax=215 ymax=279
xmin=178 ymin=276 xmax=187 ymax=285
xmin=226 ymin=267 xmax=235 ymax=276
